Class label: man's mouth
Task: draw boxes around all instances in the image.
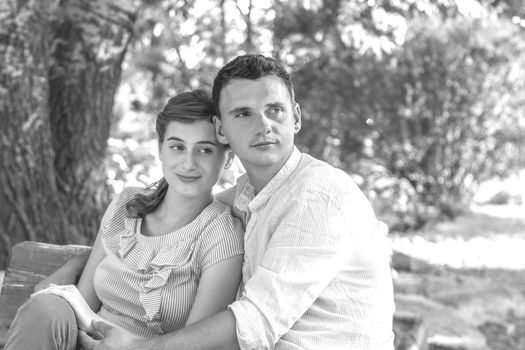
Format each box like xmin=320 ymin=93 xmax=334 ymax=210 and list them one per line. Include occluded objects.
xmin=176 ymin=174 xmax=201 ymax=183
xmin=251 ymin=140 xmax=278 ymax=148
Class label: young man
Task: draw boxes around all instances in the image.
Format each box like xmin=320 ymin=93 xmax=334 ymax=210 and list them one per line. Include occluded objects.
xmin=51 ymin=54 xmax=395 ymax=349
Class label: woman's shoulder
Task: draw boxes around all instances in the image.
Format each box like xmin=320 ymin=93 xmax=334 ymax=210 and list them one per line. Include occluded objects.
xmin=199 ymin=201 xmax=243 ymax=236
xmin=213 ymin=185 xmax=237 ymax=207
xmin=194 ymin=201 xmax=244 ymax=268
xmin=106 ymin=186 xmax=152 ymax=219
xmin=118 ymin=186 xmax=152 ymax=200
xmin=204 ymin=200 xmax=235 ymax=221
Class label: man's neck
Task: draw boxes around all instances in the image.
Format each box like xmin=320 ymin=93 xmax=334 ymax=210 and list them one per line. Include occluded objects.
xmin=244 ymin=147 xmax=295 ymax=194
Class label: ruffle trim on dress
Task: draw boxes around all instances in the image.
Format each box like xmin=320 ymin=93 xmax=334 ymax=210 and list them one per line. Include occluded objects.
xmin=118 ymin=216 xmax=196 ymax=333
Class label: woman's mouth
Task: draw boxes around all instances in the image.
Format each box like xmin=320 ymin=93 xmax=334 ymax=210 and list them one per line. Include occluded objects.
xmin=176 ymin=174 xmax=201 ymax=183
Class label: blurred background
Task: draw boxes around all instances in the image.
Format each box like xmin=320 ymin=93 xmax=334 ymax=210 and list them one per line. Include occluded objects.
xmin=1 ymin=0 xmax=524 ymax=348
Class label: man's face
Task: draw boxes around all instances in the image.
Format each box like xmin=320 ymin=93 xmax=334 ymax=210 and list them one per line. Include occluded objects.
xmin=214 ymin=75 xmax=301 ymax=175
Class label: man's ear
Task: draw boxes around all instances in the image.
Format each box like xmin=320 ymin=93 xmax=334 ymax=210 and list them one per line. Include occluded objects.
xmin=213 ymin=115 xmax=229 ymax=145
xmin=293 ymin=102 xmax=302 ymax=134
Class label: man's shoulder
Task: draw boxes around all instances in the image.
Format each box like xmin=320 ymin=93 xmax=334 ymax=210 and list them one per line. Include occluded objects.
xmin=294 ymin=152 xmax=354 ymax=190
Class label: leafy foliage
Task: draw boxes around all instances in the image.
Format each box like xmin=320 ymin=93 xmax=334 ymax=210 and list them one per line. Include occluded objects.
xmin=111 ymin=0 xmax=525 ymax=231
xmin=294 ymin=13 xmax=525 ymax=229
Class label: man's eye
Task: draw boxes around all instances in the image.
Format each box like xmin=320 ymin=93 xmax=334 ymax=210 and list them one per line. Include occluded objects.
xmin=268 ymin=106 xmax=283 ymax=114
xmin=235 ymin=111 xmax=250 ymax=118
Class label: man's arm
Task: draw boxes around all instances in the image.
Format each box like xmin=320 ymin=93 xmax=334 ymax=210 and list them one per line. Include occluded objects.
xmin=34 ymin=252 xmax=89 ymax=291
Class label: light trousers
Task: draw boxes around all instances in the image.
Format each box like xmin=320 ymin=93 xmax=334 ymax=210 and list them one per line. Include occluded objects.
xmin=4 ymin=294 xmax=78 ymax=350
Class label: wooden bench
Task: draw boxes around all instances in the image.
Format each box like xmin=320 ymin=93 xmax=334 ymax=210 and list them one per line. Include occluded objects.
xmin=0 ymin=241 xmax=91 ymax=348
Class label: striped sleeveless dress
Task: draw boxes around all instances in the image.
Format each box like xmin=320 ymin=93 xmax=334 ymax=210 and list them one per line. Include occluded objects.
xmin=93 ymin=187 xmax=244 ymax=337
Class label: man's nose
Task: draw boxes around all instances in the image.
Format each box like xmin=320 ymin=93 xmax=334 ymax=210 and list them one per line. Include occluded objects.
xmin=255 ymin=112 xmax=272 ymax=134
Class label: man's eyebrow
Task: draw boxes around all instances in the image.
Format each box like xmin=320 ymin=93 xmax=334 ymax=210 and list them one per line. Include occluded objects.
xmin=267 ymin=102 xmax=286 ymax=108
xmin=228 ymin=106 xmax=250 ymax=115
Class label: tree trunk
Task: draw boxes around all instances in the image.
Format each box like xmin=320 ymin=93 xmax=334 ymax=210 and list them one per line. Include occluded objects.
xmin=0 ymin=0 xmax=138 ymax=269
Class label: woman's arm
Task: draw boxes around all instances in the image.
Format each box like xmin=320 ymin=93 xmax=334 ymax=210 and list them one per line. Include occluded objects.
xmin=76 ymin=232 xmax=106 ymax=312
xmin=34 ymin=252 xmax=89 ymax=292
xmin=184 ymin=255 xmax=243 ymax=326
xmin=32 ymin=233 xmax=107 ymax=333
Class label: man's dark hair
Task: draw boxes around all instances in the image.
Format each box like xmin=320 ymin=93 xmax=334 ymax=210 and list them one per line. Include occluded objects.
xmin=211 ymin=54 xmax=295 ymax=118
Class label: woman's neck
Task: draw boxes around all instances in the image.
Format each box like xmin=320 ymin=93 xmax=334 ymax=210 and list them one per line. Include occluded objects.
xmin=147 ymin=189 xmax=212 ymax=234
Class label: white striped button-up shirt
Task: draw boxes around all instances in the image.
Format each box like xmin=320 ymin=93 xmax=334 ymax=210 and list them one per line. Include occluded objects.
xmin=228 ymin=147 xmax=395 ymax=349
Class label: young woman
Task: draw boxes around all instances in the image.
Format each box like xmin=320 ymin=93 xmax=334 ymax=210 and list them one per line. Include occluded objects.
xmin=4 ymin=89 xmax=244 ymax=349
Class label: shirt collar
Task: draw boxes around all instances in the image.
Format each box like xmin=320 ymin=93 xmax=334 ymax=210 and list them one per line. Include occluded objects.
xmin=234 ymin=147 xmax=302 ymax=214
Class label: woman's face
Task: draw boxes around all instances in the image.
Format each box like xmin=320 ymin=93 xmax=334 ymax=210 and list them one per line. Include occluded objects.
xmin=159 ymin=120 xmax=227 ymax=199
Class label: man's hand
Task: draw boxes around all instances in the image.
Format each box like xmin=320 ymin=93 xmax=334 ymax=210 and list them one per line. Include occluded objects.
xmin=78 ymin=320 xmax=147 ymax=350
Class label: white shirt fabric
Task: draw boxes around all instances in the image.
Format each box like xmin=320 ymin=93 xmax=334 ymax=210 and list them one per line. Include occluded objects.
xmin=228 ymin=147 xmax=395 ymax=349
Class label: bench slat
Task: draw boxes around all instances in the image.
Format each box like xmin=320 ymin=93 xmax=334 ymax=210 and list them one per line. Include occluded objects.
xmin=0 ymin=241 xmax=91 ymax=345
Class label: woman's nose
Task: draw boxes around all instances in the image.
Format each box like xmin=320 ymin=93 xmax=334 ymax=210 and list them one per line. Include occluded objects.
xmin=181 ymin=152 xmax=196 ymax=170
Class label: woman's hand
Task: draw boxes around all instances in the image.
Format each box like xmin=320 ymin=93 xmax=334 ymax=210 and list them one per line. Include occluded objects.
xmin=79 ymin=320 xmax=148 ymax=350
xmin=31 ymin=284 xmax=116 ymax=335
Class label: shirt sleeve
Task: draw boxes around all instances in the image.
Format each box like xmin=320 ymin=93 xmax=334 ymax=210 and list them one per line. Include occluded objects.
xmin=198 ymin=210 xmax=244 ymax=271
xmin=228 ymin=182 xmax=380 ymax=349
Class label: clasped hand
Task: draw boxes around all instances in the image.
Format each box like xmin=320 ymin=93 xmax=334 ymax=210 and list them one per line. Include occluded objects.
xmin=32 ymin=285 xmax=146 ymax=350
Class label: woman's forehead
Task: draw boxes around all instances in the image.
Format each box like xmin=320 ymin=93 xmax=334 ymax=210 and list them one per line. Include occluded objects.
xmin=164 ymin=119 xmax=217 ymax=142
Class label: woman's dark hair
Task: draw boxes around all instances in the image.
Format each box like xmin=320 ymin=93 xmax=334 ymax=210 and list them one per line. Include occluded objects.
xmin=126 ymin=89 xmax=215 ymax=218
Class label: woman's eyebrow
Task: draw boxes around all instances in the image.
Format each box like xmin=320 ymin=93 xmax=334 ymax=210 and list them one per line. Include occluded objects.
xmin=167 ymin=137 xmax=218 ymax=147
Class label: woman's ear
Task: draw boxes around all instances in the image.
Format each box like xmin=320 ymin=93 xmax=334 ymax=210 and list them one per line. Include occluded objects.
xmin=224 ymin=150 xmax=235 ymax=169
xmin=213 ymin=116 xmax=229 ymax=145
xmin=158 ymin=140 xmax=163 ymax=159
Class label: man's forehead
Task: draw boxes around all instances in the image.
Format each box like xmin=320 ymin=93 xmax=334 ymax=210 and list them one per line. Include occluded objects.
xmin=220 ymin=76 xmax=291 ymax=106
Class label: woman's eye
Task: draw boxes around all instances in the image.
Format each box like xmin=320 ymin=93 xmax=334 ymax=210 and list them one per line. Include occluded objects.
xmin=170 ymin=144 xmax=185 ymax=151
xmin=197 ymin=148 xmax=213 ymax=154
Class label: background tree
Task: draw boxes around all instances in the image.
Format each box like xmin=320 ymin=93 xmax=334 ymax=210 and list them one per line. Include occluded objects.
xmin=2 ymin=0 xmax=524 ymax=268
xmin=0 ymin=0 xmax=139 ymax=268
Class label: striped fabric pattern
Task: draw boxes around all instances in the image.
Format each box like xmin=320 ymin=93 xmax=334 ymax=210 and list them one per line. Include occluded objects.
xmin=228 ymin=148 xmax=395 ymax=350
xmin=93 ymin=187 xmax=244 ymax=337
